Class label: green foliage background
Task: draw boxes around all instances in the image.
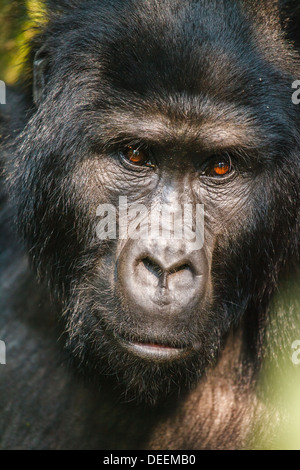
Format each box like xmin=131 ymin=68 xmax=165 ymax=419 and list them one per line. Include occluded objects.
xmin=0 ymin=0 xmax=45 ymax=84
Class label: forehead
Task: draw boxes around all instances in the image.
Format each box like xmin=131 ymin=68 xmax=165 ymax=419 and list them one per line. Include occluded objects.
xmin=88 ymin=3 xmax=272 ymax=149
xmin=55 ymin=0 xmax=287 ymax=99
xmin=98 ymin=1 xmax=263 ymax=95
xmin=84 ymin=0 xmax=286 ymax=125
xmin=53 ymin=0 xmax=294 ymax=151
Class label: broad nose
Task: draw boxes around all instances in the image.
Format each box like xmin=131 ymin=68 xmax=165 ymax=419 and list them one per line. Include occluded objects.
xmin=117 ymin=239 xmax=209 ymax=318
xmin=137 ymin=256 xmax=195 ymax=291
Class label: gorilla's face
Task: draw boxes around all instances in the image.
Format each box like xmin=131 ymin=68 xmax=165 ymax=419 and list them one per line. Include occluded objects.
xmin=11 ymin=0 xmax=299 ymax=402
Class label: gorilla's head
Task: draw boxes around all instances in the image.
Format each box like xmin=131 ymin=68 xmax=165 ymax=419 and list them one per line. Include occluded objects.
xmin=9 ymin=0 xmax=300 ymax=403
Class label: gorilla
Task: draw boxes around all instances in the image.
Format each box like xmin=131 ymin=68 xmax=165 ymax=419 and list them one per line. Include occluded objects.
xmin=0 ymin=0 xmax=299 ymax=450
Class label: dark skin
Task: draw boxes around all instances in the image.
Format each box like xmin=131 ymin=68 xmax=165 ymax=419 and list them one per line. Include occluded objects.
xmin=0 ymin=0 xmax=299 ymax=449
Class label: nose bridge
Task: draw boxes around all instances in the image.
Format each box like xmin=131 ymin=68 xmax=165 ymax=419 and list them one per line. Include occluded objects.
xmin=116 ymin=173 xmax=208 ymax=320
xmin=159 ymin=174 xmax=192 ymax=207
xmin=151 ymin=175 xmax=203 ymax=252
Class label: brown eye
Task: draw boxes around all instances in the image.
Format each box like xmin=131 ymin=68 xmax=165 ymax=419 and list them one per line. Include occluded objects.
xmin=123 ymin=146 xmax=148 ymax=165
xmin=121 ymin=145 xmax=155 ymax=169
xmin=205 ymin=155 xmax=232 ymax=178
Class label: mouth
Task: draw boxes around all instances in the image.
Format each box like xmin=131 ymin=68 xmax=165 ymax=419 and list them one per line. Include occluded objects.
xmin=115 ymin=334 xmax=193 ymax=362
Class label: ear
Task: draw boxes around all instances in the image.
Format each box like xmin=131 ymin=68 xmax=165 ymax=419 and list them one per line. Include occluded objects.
xmin=33 ymin=46 xmax=49 ymax=106
xmin=279 ymin=0 xmax=300 ymax=49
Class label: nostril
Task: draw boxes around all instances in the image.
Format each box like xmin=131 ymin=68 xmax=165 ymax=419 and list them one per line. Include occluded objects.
xmin=139 ymin=258 xmax=194 ymax=280
xmin=139 ymin=256 xmax=195 ymax=289
xmin=168 ymin=263 xmax=192 ymax=276
xmin=140 ymin=257 xmax=163 ymax=279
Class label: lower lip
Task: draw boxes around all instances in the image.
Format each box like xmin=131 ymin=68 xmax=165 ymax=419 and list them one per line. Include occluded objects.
xmin=119 ymin=339 xmax=191 ymax=361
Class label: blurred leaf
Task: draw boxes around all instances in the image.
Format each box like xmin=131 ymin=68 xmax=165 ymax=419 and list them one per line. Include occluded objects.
xmin=0 ymin=0 xmax=46 ymax=84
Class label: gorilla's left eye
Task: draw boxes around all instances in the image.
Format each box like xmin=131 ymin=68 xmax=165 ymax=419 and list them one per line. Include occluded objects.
xmin=120 ymin=145 xmax=155 ymax=169
xmin=203 ymin=155 xmax=233 ymax=178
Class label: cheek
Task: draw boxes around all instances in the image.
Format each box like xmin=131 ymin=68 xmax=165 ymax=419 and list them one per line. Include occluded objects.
xmin=71 ymin=156 xmax=158 ymax=207
xmin=65 ymin=158 xmax=161 ymax=268
xmin=197 ymin=181 xmax=255 ymax=237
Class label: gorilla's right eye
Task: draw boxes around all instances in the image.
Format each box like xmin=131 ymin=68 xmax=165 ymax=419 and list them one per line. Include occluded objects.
xmin=120 ymin=145 xmax=156 ymax=169
xmin=202 ymin=154 xmax=233 ymax=178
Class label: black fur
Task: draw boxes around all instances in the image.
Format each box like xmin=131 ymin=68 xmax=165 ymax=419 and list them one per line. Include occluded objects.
xmin=0 ymin=0 xmax=299 ymax=449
